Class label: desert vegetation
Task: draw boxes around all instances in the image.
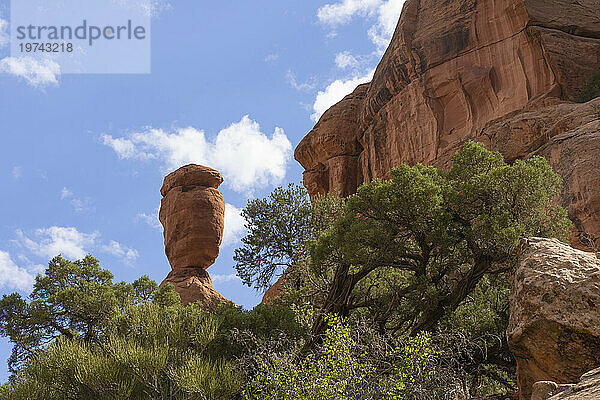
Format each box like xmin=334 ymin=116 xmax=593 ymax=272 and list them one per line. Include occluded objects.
xmin=575 ymin=72 xmax=600 ymax=103
xmin=0 ymin=143 xmax=572 ymax=399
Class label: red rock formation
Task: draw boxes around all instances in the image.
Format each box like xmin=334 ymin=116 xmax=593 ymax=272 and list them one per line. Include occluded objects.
xmin=261 ymin=276 xmax=286 ymax=304
xmin=295 ymin=0 xmax=600 ymax=249
xmin=261 ymin=267 xmax=295 ymax=304
xmin=532 ymin=112 xmax=600 ymax=250
xmin=162 ymin=267 xmax=228 ymax=309
xmin=159 ymin=164 xmax=231 ymax=307
xmin=160 ymin=165 xmax=225 ymax=271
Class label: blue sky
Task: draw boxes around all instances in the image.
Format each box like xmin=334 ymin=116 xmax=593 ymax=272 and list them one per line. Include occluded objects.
xmin=0 ymin=0 xmax=404 ymax=381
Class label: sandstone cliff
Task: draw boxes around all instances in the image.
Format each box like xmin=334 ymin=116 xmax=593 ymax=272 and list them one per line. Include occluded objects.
xmin=159 ymin=164 xmax=231 ymax=307
xmin=295 ymin=0 xmax=600 ymax=249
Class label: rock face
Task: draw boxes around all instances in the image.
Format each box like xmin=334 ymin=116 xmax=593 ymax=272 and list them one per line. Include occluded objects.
xmin=160 ymin=165 xmax=225 ymax=271
xmin=531 ymin=368 xmax=600 ymax=400
xmin=532 ymin=112 xmax=600 ymax=250
xmin=262 ymin=276 xmax=286 ymax=304
xmin=507 ymin=238 xmax=600 ymax=400
xmin=295 ymin=0 xmax=600 ymax=249
xmin=159 ymin=164 xmax=230 ymax=307
xmin=162 ymin=267 xmax=228 ymax=308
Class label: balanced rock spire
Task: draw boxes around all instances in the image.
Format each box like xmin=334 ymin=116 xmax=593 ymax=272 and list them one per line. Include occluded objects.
xmin=159 ymin=164 xmax=231 ymax=307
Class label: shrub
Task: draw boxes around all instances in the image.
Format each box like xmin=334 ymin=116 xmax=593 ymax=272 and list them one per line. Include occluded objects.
xmin=243 ymin=316 xmax=438 ymax=400
xmin=0 ymin=256 xmax=242 ymax=399
xmin=575 ymin=72 xmax=600 ymax=103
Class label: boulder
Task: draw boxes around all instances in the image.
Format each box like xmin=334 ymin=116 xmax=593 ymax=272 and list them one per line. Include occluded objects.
xmin=545 ymin=368 xmax=600 ymax=400
xmin=160 ymin=164 xmax=223 ymax=196
xmin=531 ymin=381 xmax=575 ymax=400
xmin=507 ymin=238 xmax=600 ymax=400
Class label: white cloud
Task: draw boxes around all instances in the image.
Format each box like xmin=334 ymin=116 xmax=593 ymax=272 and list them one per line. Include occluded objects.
xmin=138 ymin=0 xmax=172 ymax=17
xmin=0 ymin=251 xmax=36 ymax=292
xmin=60 ymin=188 xmax=93 ymax=213
xmin=15 ymin=226 xmax=138 ymax=265
xmin=335 ymin=51 xmax=361 ymax=69
xmin=223 ymin=203 xmax=246 ymax=247
xmin=70 ymin=198 xmax=89 ymax=213
xmin=113 ymin=0 xmax=172 ymax=17
xmin=211 ymin=273 xmax=241 ymax=284
xmin=368 ymin=0 xmax=405 ymax=50
xmin=61 ymin=188 xmax=74 ymax=200
xmin=317 ymin=0 xmax=382 ymax=26
xmin=0 ymin=18 xmax=8 ymax=48
xmin=102 ymin=240 xmax=139 ymax=263
xmin=12 ymin=166 xmax=23 ymax=180
xmin=318 ymin=0 xmax=405 ymax=52
xmin=136 ymin=209 xmax=162 ymax=230
xmin=311 ymin=69 xmax=374 ymax=121
xmin=102 ymin=116 xmax=293 ymax=193
xmin=286 ymin=70 xmax=317 ymax=92
xmin=264 ymin=54 xmax=279 ymax=63
xmin=17 ymin=227 xmax=98 ymax=260
xmin=310 ymin=1 xmax=403 ymax=121
xmin=102 ymin=136 xmax=152 ymax=160
xmin=0 ymin=57 xmax=61 ymax=88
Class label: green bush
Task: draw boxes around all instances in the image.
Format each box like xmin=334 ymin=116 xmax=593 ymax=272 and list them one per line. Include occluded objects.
xmin=575 ymin=72 xmax=600 ymax=103
xmin=234 ymin=142 xmax=570 ymax=396
xmin=207 ymin=302 xmax=307 ymax=361
xmin=243 ymin=315 xmax=436 ymax=400
xmin=0 ymin=256 xmax=242 ymax=400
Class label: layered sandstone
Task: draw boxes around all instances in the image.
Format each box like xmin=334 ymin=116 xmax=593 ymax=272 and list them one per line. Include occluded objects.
xmin=507 ymin=238 xmax=600 ymax=400
xmin=162 ymin=267 xmax=228 ymax=309
xmin=295 ymin=0 xmax=600 ymax=249
xmin=159 ymin=164 xmax=230 ymax=307
xmin=532 ymin=110 xmax=600 ymax=250
xmin=160 ymin=165 xmax=225 ymax=271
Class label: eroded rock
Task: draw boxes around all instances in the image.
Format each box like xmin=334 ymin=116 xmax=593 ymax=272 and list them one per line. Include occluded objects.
xmin=159 ymin=164 xmax=231 ymax=306
xmin=160 ymin=165 xmax=225 ymax=271
xmin=507 ymin=238 xmax=600 ymax=400
xmin=532 ymin=112 xmax=600 ymax=250
xmin=295 ymin=0 xmax=600 ymax=249
xmin=546 ymin=368 xmax=600 ymax=400
xmin=161 ymin=267 xmax=228 ymax=309
xmin=531 ymin=381 xmax=574 ymax=400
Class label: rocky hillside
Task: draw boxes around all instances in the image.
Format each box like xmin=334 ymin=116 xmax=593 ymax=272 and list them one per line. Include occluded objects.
xmin=295 ymin=0 xmax=600 ymax=250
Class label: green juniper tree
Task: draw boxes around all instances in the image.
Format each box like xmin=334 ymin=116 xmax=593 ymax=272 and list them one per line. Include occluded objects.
xmin=0 ymin=255 xmax=145 ymax=373
xmin=0 ymin=256 xmax=241 ymax=400
xmin=234 ymin=142 xmax=572 ymax=397
xmin=303 ymin=142 xmax=571 ymax=344
xmin=233 ymin=183 xmax=342 ymax=293
xmin=234 ymin=183 xmax=313 ymax=292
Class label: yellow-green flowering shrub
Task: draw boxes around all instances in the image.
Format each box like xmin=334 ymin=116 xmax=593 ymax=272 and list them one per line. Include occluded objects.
xmin=243 ymin=316 xmax=435 ymax=400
